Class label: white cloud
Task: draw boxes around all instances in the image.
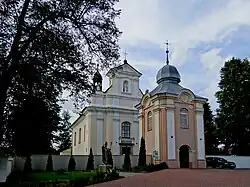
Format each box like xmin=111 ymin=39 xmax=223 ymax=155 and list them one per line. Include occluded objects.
xmin=114 ymin=0 xmax=250 ymax=110
xmin=65 ymin=0 xmax=250 ymax=120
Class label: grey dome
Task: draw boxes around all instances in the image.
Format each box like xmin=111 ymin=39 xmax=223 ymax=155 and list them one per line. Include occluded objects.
xmin=156 ymin=64 xmax=181 ymax=84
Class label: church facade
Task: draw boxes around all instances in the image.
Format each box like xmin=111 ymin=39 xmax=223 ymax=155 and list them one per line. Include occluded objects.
xmin=71 ymin=59 xmax=143 ymax=155
xmin=136 ymin=53 xmax=207 ymax=168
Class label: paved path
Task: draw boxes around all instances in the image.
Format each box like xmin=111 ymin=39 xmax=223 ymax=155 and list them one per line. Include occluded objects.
xmin=88 ymin=169 xmax=250 ymax=187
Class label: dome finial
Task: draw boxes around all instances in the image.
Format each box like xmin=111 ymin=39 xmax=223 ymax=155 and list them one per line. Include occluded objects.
xmin=123 ymin=49 xmax=128 ymax=63
xmin=165 ymin=41 xmax=170 ymax=65
xmin=96 ymin=63 xmax=99 ymax=71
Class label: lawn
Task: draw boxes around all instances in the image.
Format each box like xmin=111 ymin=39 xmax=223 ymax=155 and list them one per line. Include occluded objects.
xmin=29 ymin=171 xmax=96 ymax=181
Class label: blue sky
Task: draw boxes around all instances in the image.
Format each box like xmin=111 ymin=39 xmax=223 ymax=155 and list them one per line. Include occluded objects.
xmin=64 ymin=0 xmax=250 ymax=121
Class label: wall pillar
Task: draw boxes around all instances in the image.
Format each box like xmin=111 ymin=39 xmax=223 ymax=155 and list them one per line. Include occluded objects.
xmin=153 ymin=108 xmax=161 ymax=159
xmin=167 ymin=109 xmax=176 ymax=160
xmin=196 ymin=111 xmax=205 ymax=160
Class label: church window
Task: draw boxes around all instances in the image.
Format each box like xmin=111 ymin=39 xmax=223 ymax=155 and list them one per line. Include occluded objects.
xmin=123 ymin=80 xmax=129 ymax=92
xmin=180 ymin=108 xmax=189 ymax=129
xmin=79 ymin=128 xmax=82 ymax=144
xmin=147 ymin=111 xmax=153 ymax=131
xmin=74 ymin=132 xmax=77 ymax=146
xmin=121 ymin=121 xmax=131 ymax=138
xmin=84 ymin=125 xmax=86 ymax=142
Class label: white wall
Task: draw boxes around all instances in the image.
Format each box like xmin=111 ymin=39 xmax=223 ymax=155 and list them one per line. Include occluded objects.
xmin=0 ymin=157 xmax=14 ymax=183
xmin=14 ymin=155 xmax=153 ymax=171
xmin=207 ymin=155 xmax=250 ymax=169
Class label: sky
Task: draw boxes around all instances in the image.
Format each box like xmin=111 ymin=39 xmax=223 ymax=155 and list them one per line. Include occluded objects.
xmin=64 ymin=0 xmax=250 ymax=122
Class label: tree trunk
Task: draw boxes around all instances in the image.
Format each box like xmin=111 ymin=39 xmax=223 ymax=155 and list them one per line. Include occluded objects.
xmin=0 ymin=77 xmax=10 ymax=145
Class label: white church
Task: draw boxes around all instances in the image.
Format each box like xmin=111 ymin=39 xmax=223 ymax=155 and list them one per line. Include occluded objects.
xmin=71 ymin=59 xmax=143 ymax=155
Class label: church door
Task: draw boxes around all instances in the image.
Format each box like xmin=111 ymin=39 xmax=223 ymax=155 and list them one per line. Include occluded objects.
xmin=179 ymin=145 xmax=190 ymax=168
xmin=121 ymin=146 xmax=131 ymax=155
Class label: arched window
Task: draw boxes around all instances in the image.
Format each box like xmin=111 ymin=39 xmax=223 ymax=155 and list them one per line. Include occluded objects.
xmin=180 ymin=108 xmax=189 ymax=129
xmin=79 ymin=128 xmax=82 ymax=144
xmin=123 ymin=80 xmax=128 ymax=92
xmin=121 ymin=121 xmax=131 ymax=138
xmin=147 ymin=111 xmax=153 ymax=131
xmin=74 ymin=132 xmax=77 ymax=146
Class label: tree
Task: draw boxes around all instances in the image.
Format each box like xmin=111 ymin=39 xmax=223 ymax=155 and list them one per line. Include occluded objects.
xmin=6 ymin=94 xmax=61 ymax=156
xmin=215 ymin=57 xmax=250 ymax=156
xmin=0 ymin=0 xmax=121 ymax=148
xmin=123 ymin=152 xmax=131 ymax=172
xmin=203 ymin=101 xmax=218 ymax=155
xmin=46 ymin=154 xmax=53 ymax=172
xmin=68 ymin=155 xmax=76 ymax=171
xmin=138 ymin=137 xmax=146 ymax=167
xmin=86 ymin=148 xmax=94 ymax=171
xmin=107 ymin=148 xmax=113 ymax=167
xmin=23 ymin=155 xmax=32 ymax=173
xmin=57 ymin=110 xmax=72 ymax=152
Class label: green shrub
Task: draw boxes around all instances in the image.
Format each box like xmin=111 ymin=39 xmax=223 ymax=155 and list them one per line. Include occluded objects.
xmin=86 ymin=148 xmax=94 ymax=171
xmin=46 ymin=154 xmax=53 ymax=172
xmin=132 ymin=166 xmax=142 ymax=173
xmin=138 ymin=137 xmax=146 ymax=167
xmin=123 ymin=152 xmax=131 ymax=172
xmin=92 ymin=172 xmax=105 ymax=184
xmin=143 ymin=162 xmax=169 ymax=172
xmin=72 ymin=178 xmax=90 ymax=187
xmin=68 ymin=155 xmax=76 ymax=171
xmin=106 ymin=169 xmax=120 ymax=181
xmin=23 ymin=155 xmax=32 ymax=173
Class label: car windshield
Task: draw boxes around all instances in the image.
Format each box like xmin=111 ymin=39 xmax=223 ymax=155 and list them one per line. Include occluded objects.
xmin=217 ymin=158 xmax=227 ymax=163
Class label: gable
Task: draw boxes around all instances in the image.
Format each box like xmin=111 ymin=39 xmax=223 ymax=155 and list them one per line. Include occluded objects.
xmin=106 ymin=62 xmax=142 ymax=78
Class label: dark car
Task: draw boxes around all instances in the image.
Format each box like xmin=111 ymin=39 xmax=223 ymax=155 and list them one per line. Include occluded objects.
xmin=206 ymin=157 xmax=236 ymax=169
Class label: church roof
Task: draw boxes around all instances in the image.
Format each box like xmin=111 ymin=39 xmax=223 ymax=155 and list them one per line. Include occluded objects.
xmin=106 ymin=60 xmax=142 ymax=77
xmin=156 ymin=64 xmax=181 ymax=84
xmin=149 ymin=42 xmax=206 ymax=100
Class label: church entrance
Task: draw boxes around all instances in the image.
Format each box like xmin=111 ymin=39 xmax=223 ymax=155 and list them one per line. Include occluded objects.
xmin=121 ymin=146 xmax=131 ymax=155
xmin=179 ymin=145 xmax=190 ymax=168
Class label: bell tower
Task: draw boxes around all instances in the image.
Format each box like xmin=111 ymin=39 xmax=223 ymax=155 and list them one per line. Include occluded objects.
xmin=93 ymin=64 xmax=103 ymax=92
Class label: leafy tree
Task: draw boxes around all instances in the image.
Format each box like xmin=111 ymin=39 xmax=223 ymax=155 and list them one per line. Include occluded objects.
xmin=215 ymin=57 xmax=250 ymax=156
xmin=0 ymin=0 xmax=121 ymax=149
xmin=123 ymin=152 xmax=131 ymax=172
xmin=68 ymin=155 xmax=76 ymax=171
xmin=138 ymin=137 xmax=146 ymax=167
xmin=86 ymin=148 xmax=94 ymax=171
xmin=203 ymin=101 xmax=218 ymax=155
xmin=46 ymin=154 xmax=53 ymax=172
xmin=6 ymin=94 xmax=61 ymax=156
xmin=23 ymin=155 xmax=32 ymax=173
xmin=57 ymin=110 xmax=72 ymax=152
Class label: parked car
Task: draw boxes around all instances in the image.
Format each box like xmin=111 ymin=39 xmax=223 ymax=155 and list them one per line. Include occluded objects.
xmin=206 ymin=157 xmax=236 ymax=169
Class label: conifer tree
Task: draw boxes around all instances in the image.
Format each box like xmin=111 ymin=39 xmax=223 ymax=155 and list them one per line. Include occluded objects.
xmin=46 ymin=154 xmax=53 ymax=172
xmin=23 ymin=155 xmax=32 ymax=173
xmin=138 ymin=137 xmax=146 ymax=167
xmin=86 ymin=148 xmax=94 ymax=171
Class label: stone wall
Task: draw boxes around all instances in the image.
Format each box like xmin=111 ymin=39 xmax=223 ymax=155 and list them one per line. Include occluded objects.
xmin=14 ymin=155 xmax=153 ymax=171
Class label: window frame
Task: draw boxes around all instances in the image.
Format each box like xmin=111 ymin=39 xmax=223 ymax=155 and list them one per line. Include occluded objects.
xmin=147 ymin=111 xmax=153 ymax=131
xmin=121 ymin=121 xmax=131 ymax=138
xmin=180 ymin=108 xmax=189 ymax=129
xmin=78 ymin=128 xmax=82 ymax=144
xmin=74 ymin=132 xmax=77 ymax=146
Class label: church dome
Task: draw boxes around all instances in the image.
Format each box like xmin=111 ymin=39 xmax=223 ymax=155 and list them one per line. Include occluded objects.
xmin=156 ymin=64 xmax=181 ymax=84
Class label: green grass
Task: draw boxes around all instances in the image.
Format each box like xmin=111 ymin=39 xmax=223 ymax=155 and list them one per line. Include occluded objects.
xmin=28 ymin=171 xmax=96 ymax=181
